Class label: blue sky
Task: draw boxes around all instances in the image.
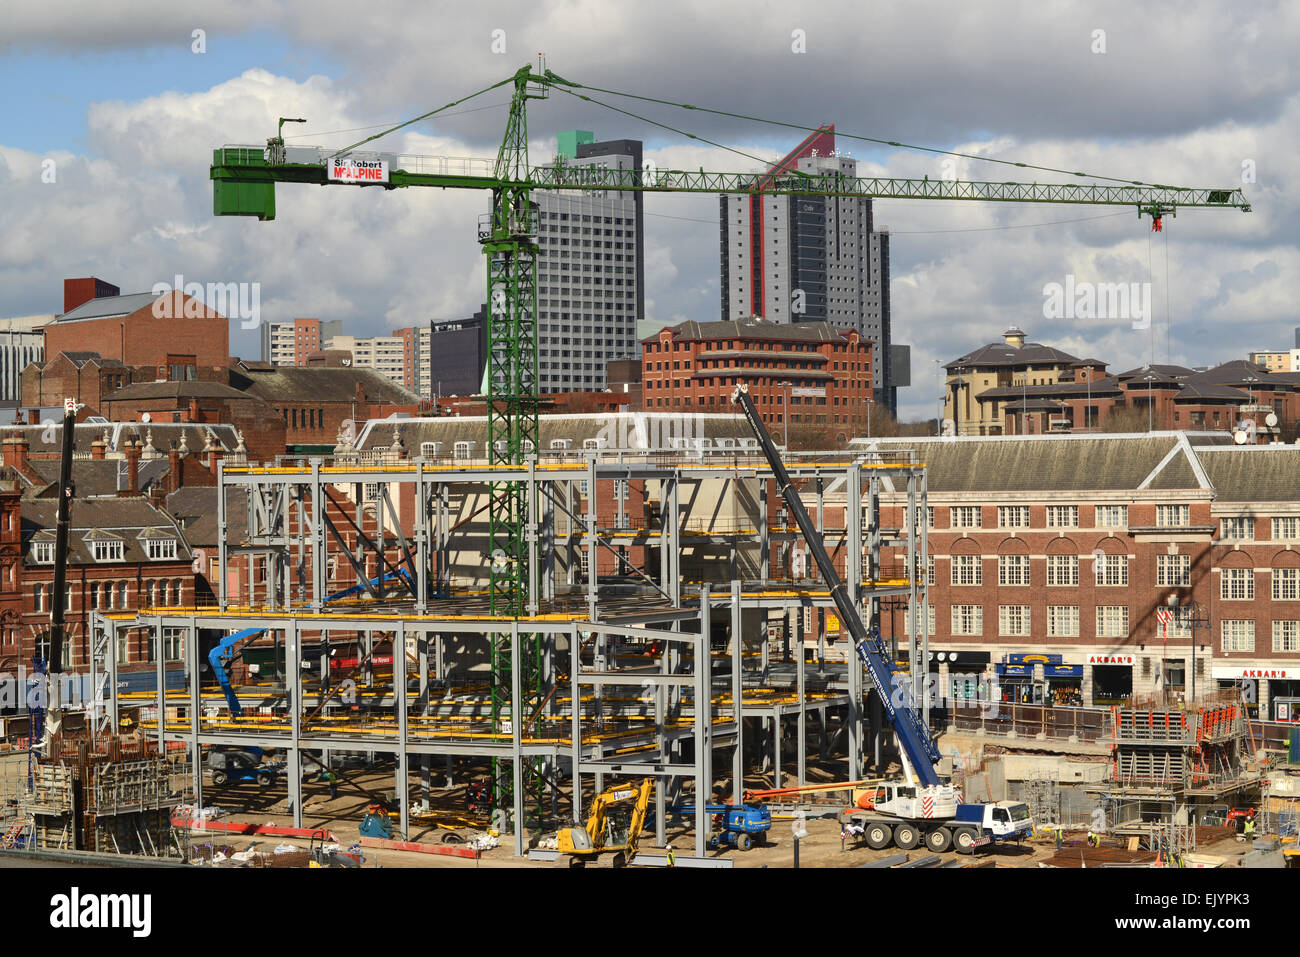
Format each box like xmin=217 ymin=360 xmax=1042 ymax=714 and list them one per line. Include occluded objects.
xmin=0 ymin=33 xmax=335 ymax=154
xmin=2 ymin=1 xmax=1298 ymax=421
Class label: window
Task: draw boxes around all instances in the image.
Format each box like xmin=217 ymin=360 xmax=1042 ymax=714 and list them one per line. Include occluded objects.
xmin=1221 ymin=567 xmax=1254 ymax=601
xmin=1096 ymin=605 xmax=1129 ymax=638
xmin=1047 ymin=605 xmax=1080 ymax=637
xmin=1222 ymin=619 xmax=1255 ymax=653
xmin=998 ymin=555 xmax=1030 ymax=586
xmin=999 ymin=604 xmax=1031 ymax=636
xmin=998 ymin=506 xmax=1030 ymax=528
xmin=1273 ymin=620 xmax=1300 ymax=653
xmin=1272 ymin=517 xmax=1300 ymax=540
xmin=1274 ymin=568 xmax=1300 ymax=601
xmin=33 ymin=583 xmax=45 ymax=613
xmin=951 ymin=506 xmax=982 ymax=528
xmin=146 ymin=538 xmax=177 ymax=561
xmin=454 ymin=441 xmax=474 ymax=460
xmin=951 ymin=605 xmax=983 ymax=636
xmin=1096 ymin=505 xmax=1128 ymax=527
xmin=116 ymin=630 xmax=129 ymax=665
xmin=1047 ymin=555 xmax=1078 ymax=587
xmin=951 ymin=555 xmax=982 ymax=586
xmin=1156 ymin=554 xmax=1191 ymax=587
xmin=927 ymin=554 xmax=935 ymax=586
xmin=32 ymin=541 xmax=55 ymax=564
xmin=117 ymin=582 xmax=129 ymax=609
xmin=1220 ymin=517 xmax=1252 ymax=540
xmin=163 ymin=627 xmax=185 ymax=661
xmin=91 ymin=540 xmax=124 ymax=562
xmin=1094 ymin=554 xmax=1128 ymax=586
xmin=1156 ymin=504 xmax=1190 ymax=527
xmin=1046 ymin=505 xmax=1079 ymax=528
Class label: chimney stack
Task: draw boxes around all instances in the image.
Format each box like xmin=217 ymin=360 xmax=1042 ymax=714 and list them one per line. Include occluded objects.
xmin=91 ymin=433 xmax=107 ymax=460
xmin=168 ymin=445 xmax=182 ymax=494
xmin=124 ymin=439 xmax=141 ymax=494
xmin=1 ymin=434 xmax=29 ymax=471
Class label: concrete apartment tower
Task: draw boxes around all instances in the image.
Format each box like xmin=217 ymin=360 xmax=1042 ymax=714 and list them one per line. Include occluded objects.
xmin=533 ymin=131 xmax=645 ymax=393
xmin=718 ymin=126 xmax=906 ymax=412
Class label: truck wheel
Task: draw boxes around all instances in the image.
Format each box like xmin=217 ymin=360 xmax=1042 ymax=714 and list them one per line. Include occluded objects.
xmin=893 ymin=823 xmax=920 ymax=850
xmin=734 ymin=832 xmax=753 ymax=852
xmin=925 ymin=828 xmax=952 ymax=853
xmin=257 ymin=772 xmax=273 ymax=787
xmin=953 ymin=827 xmax=977 ymax=855
xmin=211 ymin=771 xmax=227 ymax=786
xmin=865 ymin=823 xmax=893 ymax=850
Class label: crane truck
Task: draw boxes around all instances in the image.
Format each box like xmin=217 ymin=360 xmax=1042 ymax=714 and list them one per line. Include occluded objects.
xmin=729 ymin=385 xmax=1032 ymax=854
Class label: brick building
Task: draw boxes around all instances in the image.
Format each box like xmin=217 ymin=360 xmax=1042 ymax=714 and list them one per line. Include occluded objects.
xmin=0 ymin=473 xmax=24 ymax=673
xmin=21 ymin=351 xmax=130 ymax=411
xmin=231 ymin=361 xmax=424 ymax=450
xmin=42 ymin=286 xmax=229 ymax=378
xmin=852 ymin=432 xmax=1300 ymax=716
xmin=641 ymin=318 xmax=873 ymax=442
xmin=945 ymin=328 xmax=1300 ymax=440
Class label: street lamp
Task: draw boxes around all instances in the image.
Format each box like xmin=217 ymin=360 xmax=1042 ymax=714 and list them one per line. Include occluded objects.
xmin=1167 ymin=592 xmax=1209 ymax=702
xmin=1142 ymin=368 xmax=1157 ymax=432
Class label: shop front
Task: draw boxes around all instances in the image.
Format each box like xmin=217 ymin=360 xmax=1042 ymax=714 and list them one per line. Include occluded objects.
xmin=929 ymin=650 xmax=991 ymax=704
xmin=1211 ymin=664 xmax=1296 ymax=718
xmin=995 ymin=653 xmax=1081 ymax=705
xmin=1088 ymin=653 xmax=1134 ymax=706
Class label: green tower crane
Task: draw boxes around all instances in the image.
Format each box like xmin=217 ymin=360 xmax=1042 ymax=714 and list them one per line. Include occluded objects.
xmin=209 ymin=63 xmax=1251 ymax=821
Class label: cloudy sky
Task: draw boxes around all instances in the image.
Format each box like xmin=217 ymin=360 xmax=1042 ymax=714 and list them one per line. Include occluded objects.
xmin=2 ymin=0 xmax=1297 ymax=419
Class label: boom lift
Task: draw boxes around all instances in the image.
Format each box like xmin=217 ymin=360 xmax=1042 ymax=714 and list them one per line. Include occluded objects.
xmin=556 ymin=777 xmax=653 ymax=867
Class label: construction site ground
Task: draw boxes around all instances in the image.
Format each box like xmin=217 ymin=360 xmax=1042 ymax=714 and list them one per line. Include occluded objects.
xmin=172 ymin=762 xmax=1255 ymax=869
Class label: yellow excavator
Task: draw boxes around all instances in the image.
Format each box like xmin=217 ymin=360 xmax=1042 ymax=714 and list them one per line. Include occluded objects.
xmin=556 ymin=777 xmax=653 ymax=868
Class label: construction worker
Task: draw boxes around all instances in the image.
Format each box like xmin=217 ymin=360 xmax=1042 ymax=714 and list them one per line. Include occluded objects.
xmin=326 ymin=770 xmax=338 ymax=800
xmin=665 ymin=843 xmax=676 ymax=867
xmin=1243 ymin=815 xmax=1256 ymax=839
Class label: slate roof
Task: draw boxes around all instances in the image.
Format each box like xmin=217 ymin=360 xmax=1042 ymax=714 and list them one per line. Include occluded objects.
xmin=166 ymin=486 xmax=248 ymax=548
xmin=239 ymin=365 xmax=420 ymax=404
xmin=102 ymin=381 xmax=253 ymax=402
xmin=21 ymin=458 xmax=169 ymax=497
xmin=54 ymin=293 xmax=160 ymax=323
xmin=977 ymin=376 xmax=1122 ymax=400
xmin=855 ymin=434 xmax=1202 ymax=493
xmin=2 ymin=422 xmax=238 ymax=457
xmin=1195 ymin=447 xmax=1300 ymax=502
xmin=944 ymin=341 xmax=1081 ymax=371
xmin=21 ymin=496 xmax=191 ymax=566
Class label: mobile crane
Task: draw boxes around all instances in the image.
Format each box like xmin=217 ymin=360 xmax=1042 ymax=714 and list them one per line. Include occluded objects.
xmin=730 ymin=384 xmax=1032 ymax=853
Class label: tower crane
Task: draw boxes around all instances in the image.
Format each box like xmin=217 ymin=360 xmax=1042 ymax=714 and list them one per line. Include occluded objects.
xmin=208 ymin=62 xmax=1251 ymax=815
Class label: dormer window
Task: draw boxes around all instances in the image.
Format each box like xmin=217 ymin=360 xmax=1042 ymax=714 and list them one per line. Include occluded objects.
xmin=147 ymin=538 xmax=177 ymax=561
xmin=32 ymin=541 xmax=55 ymax=564
xmin=92 ymin=540 xmax=124 ymax=562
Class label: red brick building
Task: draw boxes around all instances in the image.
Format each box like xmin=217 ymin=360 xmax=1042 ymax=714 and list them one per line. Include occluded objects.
xmin=856 ymin=433 xmax=1300 ymax=716
xmin=0 ymin=472 xmax=24 ymax=673
xmin=641 ymin=319 xmax=873 ymax=441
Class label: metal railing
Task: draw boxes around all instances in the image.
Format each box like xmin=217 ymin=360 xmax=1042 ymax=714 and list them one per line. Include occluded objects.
xmin=947 ymin=701 xmax=1108 ymax=743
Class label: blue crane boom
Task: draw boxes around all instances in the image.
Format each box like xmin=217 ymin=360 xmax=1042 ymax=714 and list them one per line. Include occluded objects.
xmin=729 ymin=385 xmax=942 ymax=786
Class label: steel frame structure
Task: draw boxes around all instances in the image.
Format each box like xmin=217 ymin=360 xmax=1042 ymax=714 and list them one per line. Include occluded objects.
xmin=89 ymin=448 xmax=927 ymax=857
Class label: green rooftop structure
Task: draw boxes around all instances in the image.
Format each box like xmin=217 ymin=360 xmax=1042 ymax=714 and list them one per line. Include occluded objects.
xmin=556 ymin=129 xmax=594 ymax=160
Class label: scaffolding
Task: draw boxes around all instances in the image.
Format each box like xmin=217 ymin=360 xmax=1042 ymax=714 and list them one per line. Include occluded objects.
xmin=88 ymin=444 xmax=930 ymax=857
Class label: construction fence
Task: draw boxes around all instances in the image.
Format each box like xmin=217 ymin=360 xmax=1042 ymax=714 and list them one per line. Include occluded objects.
xmin=946 ymin=702 xmax=1108 ymax=743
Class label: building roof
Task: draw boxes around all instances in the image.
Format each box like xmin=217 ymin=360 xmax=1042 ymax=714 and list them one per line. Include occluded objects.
xmin=1173 ymin=382 xmax=1251 ymax=402
xmin=643 ymin=319 xmax=854 ymax=345
xmin=976 ymin=376 xmax=1122 ymax=400
xmin=21 ymin=458 xmax=169 ymax=498
xmin=54 ymin=293 xmax=160 ymax=323
xmin=1115 ymin=364 xmax=1194 ymax=380
xmin=1196 ymin=447 xmax=1300 ymax=502
xmin=46 ymin=351 xmax=127 ymax=370
xmin=2 ymin=423 xmax=238 ymax=457
xmin=354 ymin=412 xmax=753 ymax=452
xmin=102 ymin=380 xmax=254 ymax=403
xmin=166 ymin=486 xmax=248 ymax=548
xmin=21 ymin=496 xmax=191 ymax=566
xmin=944 ymin=341 xmax=1081 ymax=371
xmin=239 ymin=365 xmax=421 ymax=404
xmin=853 ymin=433 xmax=1210 ymax=493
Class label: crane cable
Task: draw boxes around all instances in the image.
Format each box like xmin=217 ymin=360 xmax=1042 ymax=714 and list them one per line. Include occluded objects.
xmin=545 ymin=74 xmax=1189 ymax=191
